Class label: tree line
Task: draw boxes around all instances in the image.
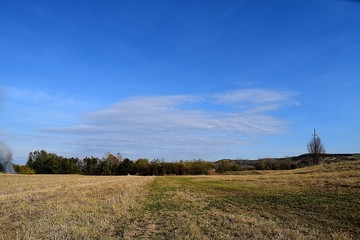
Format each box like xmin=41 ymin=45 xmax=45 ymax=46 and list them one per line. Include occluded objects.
xmin=10 ymin=132 xmax=326 ymax=175
xmin=14 ymin=150 xmax=299 ymax=175
xmin=13 ymin=150 xmax=215 ymax=175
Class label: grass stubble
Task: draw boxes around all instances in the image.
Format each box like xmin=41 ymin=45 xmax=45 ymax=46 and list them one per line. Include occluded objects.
xmin=127 ymin=161 xmax=360 ymax=240
xmin=0 ymin=161 xmax=359 ymax=239
xmin=0 ymin=175 xmax=154 ymax=239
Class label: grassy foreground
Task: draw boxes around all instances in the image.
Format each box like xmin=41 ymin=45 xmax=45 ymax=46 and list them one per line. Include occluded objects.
xmin=1 ymin=161 xmax=359 ymax=239
xmin=126 ymin=161 xmax=360 ymax=239
xmin=0 ymin=175 xmax=154 ymax=239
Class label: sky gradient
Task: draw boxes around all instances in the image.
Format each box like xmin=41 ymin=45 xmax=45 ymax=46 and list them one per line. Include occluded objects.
xmin=1 ymin=0 xmax=359 ymax=164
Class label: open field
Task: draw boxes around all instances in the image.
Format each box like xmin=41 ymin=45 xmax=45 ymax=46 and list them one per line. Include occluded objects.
xmin=1 ymin=161 xmax=359 ymax=239
xmin=0 ymin=175 xmax=154 ymax=239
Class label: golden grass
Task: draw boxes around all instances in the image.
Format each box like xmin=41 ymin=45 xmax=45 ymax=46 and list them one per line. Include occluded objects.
xmin=0 ymin=174 xmax=154 ymax=239
xmin=1 ymin=161 xmax=359 ymax=239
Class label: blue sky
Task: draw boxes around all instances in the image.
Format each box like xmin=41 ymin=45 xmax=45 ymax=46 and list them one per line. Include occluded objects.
xmin=1 ymin=0 xmax=359 ymax=164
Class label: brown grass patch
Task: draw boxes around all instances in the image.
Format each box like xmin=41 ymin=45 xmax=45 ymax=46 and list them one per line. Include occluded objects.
xmin=0 ymin=174 xmax=154 ymax=239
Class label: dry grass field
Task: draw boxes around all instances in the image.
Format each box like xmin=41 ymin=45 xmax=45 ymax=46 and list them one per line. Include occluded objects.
xmin=1 ymin=161 xmax=359 ymax=239
xmin=0 ymin=175 xmax=154 ymax=239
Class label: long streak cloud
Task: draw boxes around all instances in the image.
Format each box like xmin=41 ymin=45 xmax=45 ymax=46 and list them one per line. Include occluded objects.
xmin=41 ymin=88 xmax=296 ymax=160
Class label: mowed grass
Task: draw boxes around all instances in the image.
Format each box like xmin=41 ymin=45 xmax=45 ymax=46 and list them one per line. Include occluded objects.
xmin=0 ymin=175 xmax=154 ymax=239
xmin=1 ymin=161 xmax=359 ymax=239
xmin=127 ymin=161 xmax=360 ymax=239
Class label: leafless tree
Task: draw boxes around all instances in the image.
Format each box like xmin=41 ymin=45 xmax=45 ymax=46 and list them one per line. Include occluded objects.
xmin=307 ymin=128 xmax=325 ymax=164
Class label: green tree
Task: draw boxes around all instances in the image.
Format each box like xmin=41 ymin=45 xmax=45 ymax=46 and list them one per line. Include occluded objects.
xmin=189 ymin=160 xmax=214 ymax=175
xmin=133 ymin=158 xmax=149 ymax=175
xmin=118 ymin=158 xmax=134 ymax=175
xmin=216 ymin=160 xmax=242 ymax=173
xmin=83 ymin=157 xmax=100 ymax=175
xmin=27 ymin=150 xmax=49 ymax=174
xmin=104 ymin=152 xmax=121 ymax=175
xmin=27 ymin=150 xmax=83 ymax=174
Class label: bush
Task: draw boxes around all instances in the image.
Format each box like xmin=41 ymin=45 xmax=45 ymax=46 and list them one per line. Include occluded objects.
xmin=14 ymin=165 xmax=35 ymax=174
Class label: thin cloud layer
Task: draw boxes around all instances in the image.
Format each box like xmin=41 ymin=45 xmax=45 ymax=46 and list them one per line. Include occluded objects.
xmin=43 ymin=88 xmax=296 ymax=160
xmin=215 ymin=89 xmax=295 ymax=104
xmin=214 ymin=89 xmax=296 ymax=114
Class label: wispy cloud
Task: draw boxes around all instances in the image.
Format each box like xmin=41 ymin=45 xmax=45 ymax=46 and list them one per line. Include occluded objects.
xmin=214 ymin=88 xmax=297 ymax=113
xmin=215 ymin=88 xmax=295 ymax=103
xmin=41 ymin=88 xmax=296 ymax=160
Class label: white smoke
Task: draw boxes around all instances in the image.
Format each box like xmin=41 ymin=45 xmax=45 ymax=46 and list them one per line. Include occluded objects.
xmin=0 ymin=88 xmax=15 ymax=173
xmin=0 ymin=142 xmax=15 ymax=173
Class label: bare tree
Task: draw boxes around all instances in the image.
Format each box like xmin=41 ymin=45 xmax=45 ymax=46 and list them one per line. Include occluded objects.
xmin=307 ymin=128 xmax=325 ymax=164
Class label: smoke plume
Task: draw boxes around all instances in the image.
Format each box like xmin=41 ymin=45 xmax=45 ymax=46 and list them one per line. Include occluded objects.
xmin=0 ymin=142 xmax=15 ymax=173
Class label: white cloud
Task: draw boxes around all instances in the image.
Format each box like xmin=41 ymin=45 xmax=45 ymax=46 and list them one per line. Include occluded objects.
xmin=214 ymin=88 xmax=296 ymax=112
xmin=42 ymin=88 xmax=295 ymax=160
xmin=215 ymin=88 xmax=295 ymax=103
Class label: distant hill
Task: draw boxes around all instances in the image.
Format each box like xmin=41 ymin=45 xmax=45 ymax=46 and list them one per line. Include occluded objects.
xmin=216 ymin=153 xmax=360 ymax=170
